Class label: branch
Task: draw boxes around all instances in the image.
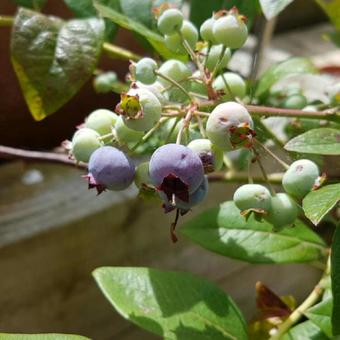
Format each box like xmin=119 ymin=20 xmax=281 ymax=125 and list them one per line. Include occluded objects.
xmin=0 ymin=145 xmax=87 ymax=169
xmin=207 ymin=171 xmax=283 ymax=184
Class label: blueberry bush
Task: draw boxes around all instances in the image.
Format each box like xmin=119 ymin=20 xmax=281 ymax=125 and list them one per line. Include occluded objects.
xmin=0 ymin=0 xmax=340 ymax=339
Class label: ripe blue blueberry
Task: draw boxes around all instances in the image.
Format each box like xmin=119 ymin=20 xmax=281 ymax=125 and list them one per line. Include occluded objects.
xmin=149 ymin=143 xmax=204 ymax=203
xmin=87 ymin=146 xmax=135 ymax=193
xmin=282 ymin=159 xmax=319 ymax=199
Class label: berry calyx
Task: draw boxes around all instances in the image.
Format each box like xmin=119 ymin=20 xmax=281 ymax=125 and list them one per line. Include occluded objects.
xmin=149 ymin=143 xmax=204 ymax=204
xmin=206 ymin=102 xmax=254 ymax=150
xmin=115 ymin=87 xmax=162 ymax=131
xmin=212 ymin=10 xmax=248 ymax=49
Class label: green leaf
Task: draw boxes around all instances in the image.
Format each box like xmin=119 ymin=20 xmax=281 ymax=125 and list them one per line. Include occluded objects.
xmin=303 ymin=184 xmax=340 ymax=225
xmin=189 ymin=0 xmax=259 ymax=30
xmin=255 ymin=57 xmax=317 ymax=97
xmin=11 ymin=8 xmax=105 ymax=120
xmin=0 ymin=334 xmax=90 ymax=340
xmin=63 ymin=0 xmax=119 ymax=41
xmin=11 ymin=0 xmax=47 ymax=10
xmin=305 ymin=297 xmax=333 ymax=338
xmin=282 ymin=320 xmax=328 ymax=340
xmin=119 ymin=0 xmax=153 ymax=28
xmin=93 ymin=267 xmax=248 ymax=340
xmin=181 ymin=201 xmax=327 ymax=264
xmin=284 ymin=128 xmax=340 ymax=155
xmin=331 ymin=226 xmax=340 ymax=336
xmin=93 ymin=0 xmax=179 ymax=59
xmin=315 ymin=0 xmax=340 ymax=29
xmin=259 ymin=0 xmax=294 ymax=20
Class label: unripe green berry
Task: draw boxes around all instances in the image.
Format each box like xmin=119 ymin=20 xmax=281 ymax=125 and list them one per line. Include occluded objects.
xmin=206 ymin=102 xmax=253 ymax=150
xmin=115 ymin=116 xmax=143 ymax=144
xmin=135 ymin=81 xmax=167 ymax=105
xmin=188 ymin=139 xmax=224 ymax=172
xmin=134 ymin=58 xmax=158 ymax=85
xmin=134 ymin=162 xmax=151 ymax=188
xmin=85 ymin=109 xmax=118 ymax=136
xmin=265 ymin=193 xmax=298 ymax=230
xmin=213 ymin=72 xmax=246 ymax=100
xmin=164 ymin=20 xmax=198 ymax=55
xmin=157 ymin=59 xmax=191 ymax=102
xmin=157 ymin=8 xmax=183 ymax=35
xmin=213 ymin=13 xmax=248 ymax=49
xmin=282 ymin=159 xmax=319 ymax=199
xmin=71 ymin=128 xmax=103 ymax=162
xmin=200 ymin=17 xmax=216 ymax=43
xmin=93 ymin=72 xmax=117 ymax=93
xmin=233 ymin=184 xmax=271 ymax=213
xmin=201 ymin=45 xmax=231 ymax=72
xmin=119 ymin=88 xmax=162 ymax=131
xmin=282 ymin=94 xmax=308 ymax=110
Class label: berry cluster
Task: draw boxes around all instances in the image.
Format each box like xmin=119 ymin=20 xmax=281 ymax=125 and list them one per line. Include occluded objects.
xmin=233 ymin=159 xmax=323 ymax=230
xmin=65 ymin=6 xmax=325 ymax=240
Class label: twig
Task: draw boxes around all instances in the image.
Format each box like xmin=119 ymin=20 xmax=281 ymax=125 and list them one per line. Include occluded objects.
xmin=0 ymin=15 xmax=14 ymax=27
xmin=0 ymin=145 xmax=87 ymax=169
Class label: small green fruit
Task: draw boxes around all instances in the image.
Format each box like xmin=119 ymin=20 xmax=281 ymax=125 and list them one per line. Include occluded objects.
xmin=265 ymin=193 xmax=298 ymax=230
xmin=85 ymin=109 xmax=118 ymax=136
xmin=282 ymin=159 xmax=319 ymax=199
xmin=157 ymin=8 xmax=183 ymax=35
xmin=213 ymin=72 xmax=246 ymax=100
xmin=233 ymin=184 xmax=271 ymax=213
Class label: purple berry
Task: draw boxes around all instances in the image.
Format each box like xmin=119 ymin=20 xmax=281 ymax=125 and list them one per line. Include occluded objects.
xmin=86 ymin=146 xmax=135 ymax=193
xmin=149 ymin=143 xmax=204 ymax=202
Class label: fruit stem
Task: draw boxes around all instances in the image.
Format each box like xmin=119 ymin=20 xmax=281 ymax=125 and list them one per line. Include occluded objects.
xmin=210 ymin=45 xmax=227 ymax=80
xmin=165 ymin=117 xmax=180 ymax=143
xmin=176 ymin=105 xmax=196 ymax=144
xmin=155 ymin=70 xmax=195 ymax=102
xmin=252 ymin=147 xmax=276 ymax=195
xmin=102 ymin=42 xmax=141 ymax=62
xmin=269 ymin=256 xmax=330 ymax=339
xmin=254 ymin=139 xmax=290 ymax=170
xmin=195 ymin=115 xmax=207 ymax=138
xmin=130 ymin=117 xmax=169 ymax=151
xmin=221 ymin=73 xmax=236 ymax=101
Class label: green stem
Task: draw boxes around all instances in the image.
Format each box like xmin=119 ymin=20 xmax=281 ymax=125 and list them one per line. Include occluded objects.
xmin=102 ymin=42 xmax=141 ymax=61
xmin=0 ymin=15 xmax=14 ymax=27
xmin=254 ymin=139 xmax=290 ymax=170
xmin=269 ymin=256 xmax=330 ymax=339
xmin=221 ymin=73 xmax=236 ymax=101
xmin=155 ymin=70 xmax=194 ymax=102
xmin=254 ymin=118 xmax=285 ymax=147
